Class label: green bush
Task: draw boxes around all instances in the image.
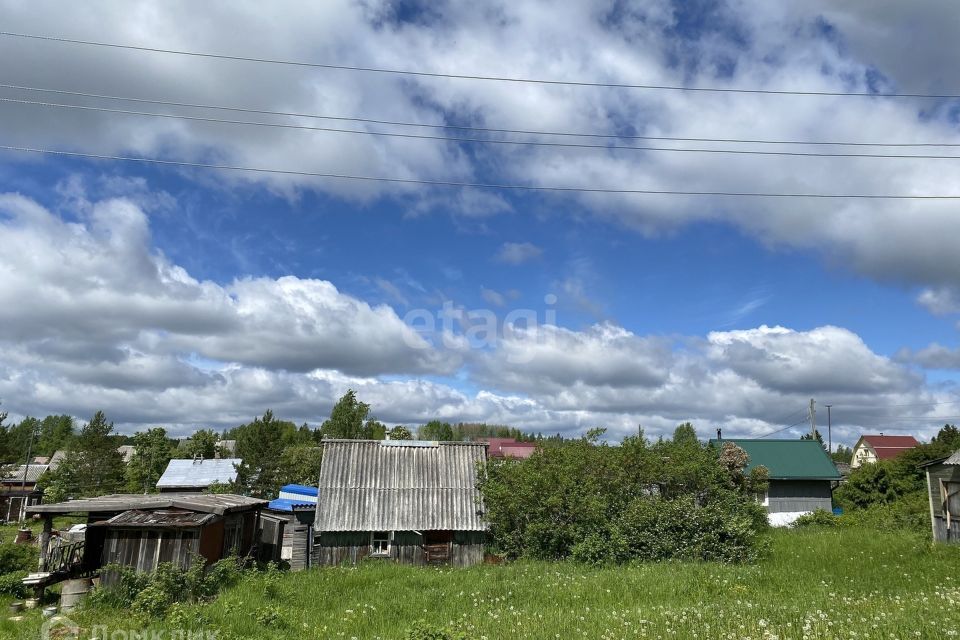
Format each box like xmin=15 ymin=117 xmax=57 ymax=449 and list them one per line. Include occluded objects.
xmin=404 ymin=620 xmax=468 ymax=640
xmin=0 ymin=570 xmax=28 ymax=598
xmin=89 ymin=556 xmax=245 ymax=618
xmin=0 ymin=543 xmax=38 ymax=574
xmin=840 ymin=492 xmax=930 ymax=534
xmin=792 ymin=509 xmax=839 ymax=528
xmin=479 ymin=428 xmax=769 ymax=563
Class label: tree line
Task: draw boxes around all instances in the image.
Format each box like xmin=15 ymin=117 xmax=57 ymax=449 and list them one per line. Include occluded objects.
xmin=0 ymin=391 xmax=539 ymax=501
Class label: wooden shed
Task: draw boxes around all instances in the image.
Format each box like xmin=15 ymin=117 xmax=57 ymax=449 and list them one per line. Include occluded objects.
xmin=313 ymin=440 xmax=488 ymax=567
xmin=261 ymin=484 xmax=318 ymax=571
xmin=923 ymin=451 xmax=960 ymax=542
xmin=26 ymin=494 xmax=266 ymax=588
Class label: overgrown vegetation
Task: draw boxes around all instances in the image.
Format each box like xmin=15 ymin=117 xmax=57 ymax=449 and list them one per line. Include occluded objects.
xmin=479 ymin=425 xmax=769 ymax=563
xmin=4 ymin=528 xmax=956 ymax=640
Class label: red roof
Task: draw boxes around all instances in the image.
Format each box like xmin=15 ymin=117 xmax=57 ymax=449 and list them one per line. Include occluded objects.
xmin=860 ymin=435 xmax=920 ymax=460
xmin=479 ymin=438 xmax=537 ymax=459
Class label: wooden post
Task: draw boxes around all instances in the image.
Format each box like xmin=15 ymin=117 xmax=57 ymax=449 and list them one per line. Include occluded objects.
xmin=38 ymin=515 xmax=52 ymax=572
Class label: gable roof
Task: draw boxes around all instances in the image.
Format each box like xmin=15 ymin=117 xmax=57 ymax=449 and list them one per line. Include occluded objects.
xmin=155 ymin=458 xmax=241 ymax=489
xmin=314 ymin=439 xmax=487 ymax=532
xmin=856 ymin=435 xmax=920 ymax=460
xmin=1 ymin=463 xmax=50 ymax=485
xmin=710 ymin=439 xmax=841 ymax=480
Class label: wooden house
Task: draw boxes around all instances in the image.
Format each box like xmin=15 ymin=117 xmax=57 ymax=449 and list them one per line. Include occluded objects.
xmin=0 ymin=463 xmax=50 ymax=522
xmin=313 ymin=439 xmax=488 ymax=567
xmin=261 ymin=484 xmax=318 ymax=570
xmin=25 ymin=494 xmax=266 ymax=589
xmin=922 ymin=451 xmax=960 ymax=542
xmin=851 ymin=434 xmax=919 ymax=469
xmin=155 ymin=458 xmax=242 ymax=493
xmin=711 ymin=438 xmax=841 ymax=523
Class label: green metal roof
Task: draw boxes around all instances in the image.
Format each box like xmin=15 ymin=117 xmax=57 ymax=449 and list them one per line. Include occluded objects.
xmin=709 ymin=439 xmax=841 ymax=480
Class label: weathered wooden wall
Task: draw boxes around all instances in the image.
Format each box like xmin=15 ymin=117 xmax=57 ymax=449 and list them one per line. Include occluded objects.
xmin=927 ymin=463 xmax=960 ymax=542
xmin=313 ymin=530 xmax=486 ymax=567
xmin=100 ymin=528 xmax=201 ymax=584
xmin=278 ymin=511 xmax=313 ymax=571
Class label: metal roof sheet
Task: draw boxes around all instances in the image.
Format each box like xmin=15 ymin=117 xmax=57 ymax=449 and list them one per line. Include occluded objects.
xmin=1 ymin=464 xmax=49 ymax=484
xmin=156 ymin=458 xmax=241 ymax=489
xmin=91 ymin=509 xmax=218 ymax=528
xmin=315 ymin=440 xmax=487 ymax=532
xmin=279 ymin=484 xmax=318 ymax=497
xmin=268 ymin=498 xmax=316 ymax=512
xmin=27 ymin=493 xmax=266 ymax=515
xmin=710 ymin=439 xmax=842 ymax=480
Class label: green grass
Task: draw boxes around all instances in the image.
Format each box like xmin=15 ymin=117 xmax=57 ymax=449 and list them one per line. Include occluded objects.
xmin=3 ymin=528 xmax=960 ymax=639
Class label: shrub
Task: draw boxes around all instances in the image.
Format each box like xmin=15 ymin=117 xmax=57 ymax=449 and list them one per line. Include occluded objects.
xmin=404 ymin=620 xmax=468 ymax=640
xmin=792 ymin=509 xmax=839 ymax=528
xmin=0 ymin=543 xmax=38 ymax=574
xmin=478 ymin=429 xmax=769 ymax=563
xmin=0 ymin=570 xmax=28 ymax=598
xmin=89 ymin=556 xmax=245 ymax=618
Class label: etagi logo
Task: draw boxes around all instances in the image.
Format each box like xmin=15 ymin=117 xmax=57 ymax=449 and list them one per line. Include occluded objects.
xmin=41 ymin=615 xmax=80 ymax=640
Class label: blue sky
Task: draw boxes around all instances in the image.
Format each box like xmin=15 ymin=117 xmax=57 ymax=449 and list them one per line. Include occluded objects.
xmin=2 ymin=1 xmax=960 ymax=442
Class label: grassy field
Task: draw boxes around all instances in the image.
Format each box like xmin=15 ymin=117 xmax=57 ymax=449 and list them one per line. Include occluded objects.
xmin=3 ymin=527 xmax=960 ymax=639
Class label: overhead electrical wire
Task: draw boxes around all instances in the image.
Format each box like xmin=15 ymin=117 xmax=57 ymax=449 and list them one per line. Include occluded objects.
xmin=8 ymin=96 xmax=960 ymax=160
xmin=757 ymin=417 xmax=810 ymax=439
xmin=6 ymin=144 xmax=960 ymax=198
xmin=3 ymin=30 xmax=960 ymax=99
xmin=3 ymin=83 xmax=960 ymax=148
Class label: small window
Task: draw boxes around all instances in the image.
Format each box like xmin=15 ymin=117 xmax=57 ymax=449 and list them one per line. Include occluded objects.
xmin=755 ymin=491 xmax=769 ymax=506
xmin=370 ymin=531 xmax=392 ymax=556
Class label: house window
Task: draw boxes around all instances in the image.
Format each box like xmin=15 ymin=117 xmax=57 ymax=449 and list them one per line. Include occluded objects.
xmin=755 ymin=491 xmax=769 ymax=506
xmin=370 ymin=531 xmax=392 ymax=556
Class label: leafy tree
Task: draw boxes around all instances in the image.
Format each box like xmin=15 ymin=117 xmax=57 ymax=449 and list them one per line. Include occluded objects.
xmin=672 ymin=422 xmax=699 ymax=445
xmin=933 ymin=424 xmax=960 ymax=450
xmin=125 ymin=428 xmax=174 ymax=493
xmin=180 ymin=429 xmax=220 ymax=459
xmin=234 ymin=410 xmax=295 ymax=497
xmin=50 ymin=411 xmax=125 ymax=498
xmin=831 ymin=444 xmax=853 ymax=464
xmin=36 ymin=415 xmax=74 ymax=456
xmin=321 ymin=390 xmax=370 ymax=438
xmin=277 ymin=446 xmax=323 ymax=486
xmin=6 ymin=417 xmax=39 ymax=464
xmin=478 ymin=425 xmax=767 ymax=563
xmin=0 ymin=406 xmax=12 ymax=473
xmin=450 ymin=422 xmax=536 ymax=442
xmin=419 ymin=420 xmax=454 ymax=441
xmin=387 ymin=425 xmax=413 ymax=440
xmin=318 ymin=390 xmax=385 ymax=439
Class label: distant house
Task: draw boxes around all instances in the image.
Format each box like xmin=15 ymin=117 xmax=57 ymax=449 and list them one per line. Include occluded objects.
xmin=217 ymin=440 xmax=237 ymax=457
xmin=26 ymin=494 xmax=266 ymax=591
xmin=922 ymin=451 xmax=960 ymax=542
xmin=261 ymin=484 xmax=318 ymax=570
xmin=155 ymin=458 xmax=241 ymax=493
xmin=116 ymin=445 xmax=136 ymax=464
xmin=0 ymin=464 xmax=50 ymax=522
xmin=711 ymin=438 xmax=841 ymax=524
xmin=480 ymin=437 xmax=537 ymax=459
xmin=313 ymin=439 xmax=487 ymax=566
xmin=851 ymin=434 xmax=920 ymax=468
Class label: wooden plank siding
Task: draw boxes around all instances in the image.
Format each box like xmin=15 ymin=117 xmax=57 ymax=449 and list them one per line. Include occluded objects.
xmin=313 ymin=530 xmax=486 ymax=567
xmin=926 ymin=462 xmax=960 ymax=542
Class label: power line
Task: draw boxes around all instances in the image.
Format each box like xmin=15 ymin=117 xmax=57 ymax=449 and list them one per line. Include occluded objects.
xmin=757 ymin=417 xmax=809 ymax=439
xmin=2 ymin=30 xmax=959 ymax=99
xmin=7 ymin=144 xmax=960 ymax=198
xmin=9 ymin=96 xmax=960 ymax=160
xmin=4 ymin=83 xmax=960 ymax=148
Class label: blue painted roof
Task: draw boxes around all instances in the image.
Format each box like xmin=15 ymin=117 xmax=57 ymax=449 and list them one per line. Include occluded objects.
xmin=280 ymin=484 xmax=318 ymax=497
xmin=268 ymin=498 xmax=316 ymax=512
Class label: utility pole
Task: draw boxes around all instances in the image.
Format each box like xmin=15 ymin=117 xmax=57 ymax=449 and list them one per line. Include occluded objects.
xmin=19 ymin=422 xmax=36 ymax=523
xmin=825 ymin=404 xmax=833 ymax=454
xmin=809 ymin=398 xmax=816 ymax=440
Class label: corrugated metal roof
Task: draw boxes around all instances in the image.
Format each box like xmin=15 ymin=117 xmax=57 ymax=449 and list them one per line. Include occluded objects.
xmin=315 ymin=440 xmax=487 ymax=532
xmin=91 ymin=509 xmax=218 ymax=528
xmin=27 ymin=493 xmax=266 ymax=515
xmin=156 ymin=458 xmax=241 ymax=489
xmin=1 ymin=464 xmax=49 ymax=484
xmin=279 ymin=484 xmax=318 ymax=498
xmin=858 ymin=435 xmax=920 ymax=460
xmin=710 ymin=439 xmax=842 ymax=480
xmin=944 ymin=450 xmax=960 ymax=465
xmin=268 ymin=498 xmax=316 ymax=512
